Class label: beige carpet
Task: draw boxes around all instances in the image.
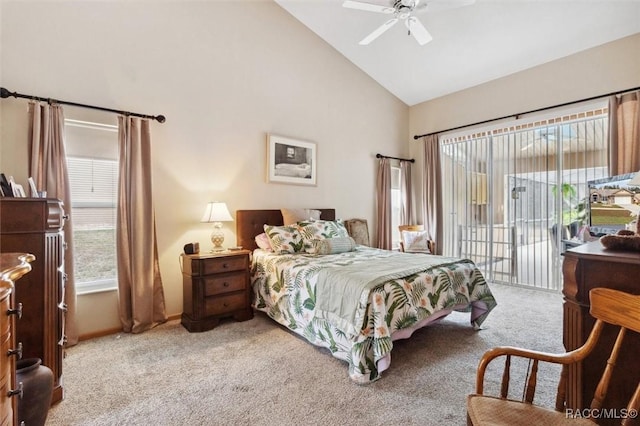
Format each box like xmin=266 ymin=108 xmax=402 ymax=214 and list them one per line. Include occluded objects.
xmin=46 ymin=283 xmax=564 ymax=426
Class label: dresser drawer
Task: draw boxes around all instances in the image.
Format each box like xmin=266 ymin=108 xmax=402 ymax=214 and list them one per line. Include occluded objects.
xmin=203 ymin=272 xmax=246 ymax=296
xmin=204 ymin=293 xmax=246 ymax=316
xmin=200 ymin=255 xmax=247 ymax=275
xmin=0 ymin=198 xmax=64 ymax=232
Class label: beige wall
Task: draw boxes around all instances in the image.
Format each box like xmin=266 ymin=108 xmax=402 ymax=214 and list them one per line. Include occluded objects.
xmin=0 ymin=1 xmax=409 ymax=336
xmin=2 ymin=1 xmax=638 ymax=337
xmin=409 ymin=33 xmax=640 ymax=224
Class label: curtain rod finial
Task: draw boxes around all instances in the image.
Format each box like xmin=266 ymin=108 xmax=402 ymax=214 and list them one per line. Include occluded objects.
xmin=0 ymin=87 xmax=14 ymax=99
xmin=156 ymin=115 xmax=166 ymax=123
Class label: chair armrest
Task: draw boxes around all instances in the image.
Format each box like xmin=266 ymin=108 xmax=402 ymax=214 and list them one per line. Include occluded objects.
xmin=475 ymin=320 xmax=604 ymax=398
xmin=477 ymin=346 xmax=578 ymax=383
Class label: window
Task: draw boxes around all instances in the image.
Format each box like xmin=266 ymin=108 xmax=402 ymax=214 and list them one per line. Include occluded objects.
xmin=440 ymin=103 xmax=608 ymax=290
xmin=391 ymin=165 xmax=402 ymax=248
xmin=65 ymin=119 xmax=118 ymax=294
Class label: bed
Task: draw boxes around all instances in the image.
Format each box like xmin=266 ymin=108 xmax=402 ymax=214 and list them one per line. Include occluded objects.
xmin=236 ymin=209 xmax=497 ymax=384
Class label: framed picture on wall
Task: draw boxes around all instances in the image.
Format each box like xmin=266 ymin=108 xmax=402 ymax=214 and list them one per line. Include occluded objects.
xmin=266 ymin=134 xmax=317 ymax=186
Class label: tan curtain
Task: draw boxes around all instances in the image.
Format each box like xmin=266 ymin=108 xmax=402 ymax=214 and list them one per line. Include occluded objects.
xmin=422 ymin=134 xmax=443 ymax=255
xmin=116 ymin=116 xmax=167 ymax=333
xmin=400 ymin=160 xmax=413 ymax=225
xmin=609 ymin=91 xmax=640 ymax=175
xmin=376 ymin=157 xmax=392 ymax=250
xmin=27 ymin=102 xmax=79 ymax=346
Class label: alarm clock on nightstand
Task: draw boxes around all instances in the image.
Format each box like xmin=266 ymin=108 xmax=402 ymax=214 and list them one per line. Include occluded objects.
xmin=183 ymin=242 xmax=200 ymax=255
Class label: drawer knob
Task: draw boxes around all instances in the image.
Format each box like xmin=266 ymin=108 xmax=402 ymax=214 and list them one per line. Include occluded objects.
xmin=8 ymin=342 xmax=23 ymax=359
xmin=8 ymin=381 xmax=23 ymax=398
xmin=7 ymin=302 xmax=23 ymax=319
xmin=222 ymin=263 xmax=229 ymax=269
xmin=223 ymin=282 xmax=229 ymax=287
xmin=223 ymin=302 xmax=229 ymax=307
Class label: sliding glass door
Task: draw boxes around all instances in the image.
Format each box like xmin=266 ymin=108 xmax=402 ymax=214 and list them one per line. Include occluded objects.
xmin=440 ymin=107 xmax=608 ymax=290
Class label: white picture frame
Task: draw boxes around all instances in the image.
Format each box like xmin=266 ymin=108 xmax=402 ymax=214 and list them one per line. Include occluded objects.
xmin=266 ymin=134 xmax=317 ymax=186
xmin=28 ymin=177 xmax=39 ymax=198
xmin=11 ymin=183 xmax=26 ymax=197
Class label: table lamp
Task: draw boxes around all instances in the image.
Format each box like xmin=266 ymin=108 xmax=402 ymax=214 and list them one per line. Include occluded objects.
xmin=201 ymin=201 xmax=233 ymax=251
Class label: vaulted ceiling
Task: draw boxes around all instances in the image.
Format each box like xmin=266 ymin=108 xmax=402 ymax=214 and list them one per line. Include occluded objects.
xmin=275 ymin=0 xmax=640 ymax=106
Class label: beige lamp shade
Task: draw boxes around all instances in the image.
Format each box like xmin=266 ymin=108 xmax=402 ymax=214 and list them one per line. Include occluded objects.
xmin=201 ymin=201 xmax=233 ymax=223
xmin=201 ymin=202 xmax=233 ymax=251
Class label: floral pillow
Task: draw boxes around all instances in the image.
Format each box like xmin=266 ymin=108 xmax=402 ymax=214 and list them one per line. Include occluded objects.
xmin=401 ymin=230 xmax=432 ymax=253
xmin=263 ymin=225 xmax=304 ymax=254
xmin=296 ymin=219 xmax=350 ymax=253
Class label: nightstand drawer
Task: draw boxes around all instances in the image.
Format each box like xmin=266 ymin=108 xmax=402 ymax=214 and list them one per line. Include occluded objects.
xmin=204 ymin=293 xmax=246 ymax=316
xmin=203 ymin=272 xmax=246 ymax=296
xmin=200 ymin=256 xmax=247 ymax=275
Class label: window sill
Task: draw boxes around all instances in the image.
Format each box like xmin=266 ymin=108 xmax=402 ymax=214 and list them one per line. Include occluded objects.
xmin=77 ymin=279 xmax=117 ymax=296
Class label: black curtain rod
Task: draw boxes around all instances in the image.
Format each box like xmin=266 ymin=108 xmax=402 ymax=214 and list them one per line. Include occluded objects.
xmin=413 ymin=85 xmax=640 ymax=140
xmin=376 ymin=153 xmax=415 ymax=163
xmin=0 ymin=87 xmax=166 ymax=123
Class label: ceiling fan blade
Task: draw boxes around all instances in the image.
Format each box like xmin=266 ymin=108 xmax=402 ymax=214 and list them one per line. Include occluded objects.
xmin=343 ymin=0 xmax=395 ymax=14
xmin=359 ymin=18 xmax=399 ymax=45
xmin=415 ymin=0 xmax=475 ymax=13
xmin=405 ymin=17 xmax=432 ymax=45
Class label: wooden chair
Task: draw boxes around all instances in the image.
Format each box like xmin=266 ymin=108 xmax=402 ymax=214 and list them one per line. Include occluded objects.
xmin=398 ymin=225 xmax=435 ymax=253
xmin=467 ymin=287 xmax=640 ymax=426
xmin=344 ymin=219 xmax=370 ymax=246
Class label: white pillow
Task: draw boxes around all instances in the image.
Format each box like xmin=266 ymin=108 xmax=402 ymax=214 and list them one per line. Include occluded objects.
xmin=281 ymin=208 xmax=321 ymax=226
xmin=401 ymin=230 xmax=432 ymax=253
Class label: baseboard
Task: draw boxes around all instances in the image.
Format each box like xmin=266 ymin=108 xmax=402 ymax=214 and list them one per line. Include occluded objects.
xmin=78 ymin=313 xmax=182 ymax=341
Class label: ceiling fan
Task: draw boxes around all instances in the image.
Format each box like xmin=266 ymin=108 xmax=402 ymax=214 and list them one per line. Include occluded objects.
xmin=343 ymin=0 xmax=475 ymax=46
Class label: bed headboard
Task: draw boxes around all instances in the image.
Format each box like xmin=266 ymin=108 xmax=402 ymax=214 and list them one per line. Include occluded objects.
xmin=236 ymin=209 xmax=336 ymax=251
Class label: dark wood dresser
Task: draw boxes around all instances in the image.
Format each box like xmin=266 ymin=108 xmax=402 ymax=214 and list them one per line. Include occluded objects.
xmin=1 ymin=252 xmax=34 ymax=426
xmin=0 ymin=198 xmax=66 ymax=405
xmin=562 ymin=241 xmax=640 ymax=424
xmin=181 ymin=250 xmax=253 ymax=332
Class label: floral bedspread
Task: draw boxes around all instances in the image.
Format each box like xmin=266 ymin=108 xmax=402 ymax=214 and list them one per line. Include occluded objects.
xmin=251 ymin=246 xmax=497 ymax=384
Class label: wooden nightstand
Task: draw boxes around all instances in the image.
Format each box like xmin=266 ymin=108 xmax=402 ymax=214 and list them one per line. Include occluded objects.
xmin=181 ymin=250 xmax=253 ymax=332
